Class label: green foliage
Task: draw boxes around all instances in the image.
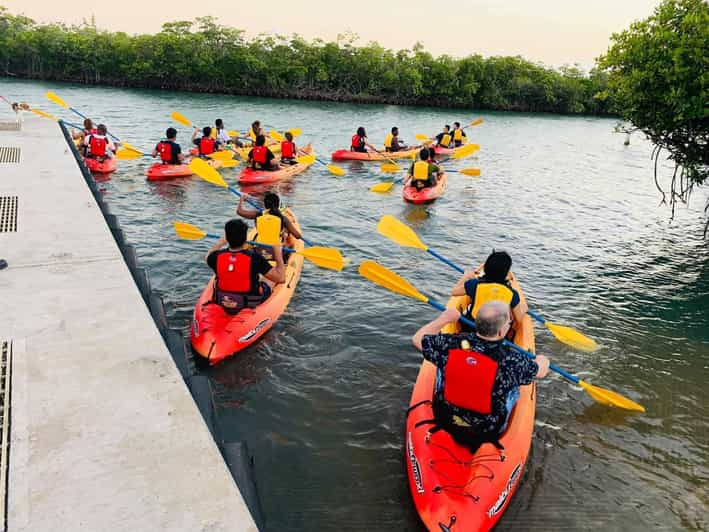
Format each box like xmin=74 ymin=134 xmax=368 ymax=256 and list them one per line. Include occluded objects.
xmin=598 ymin=0 xmax=708 ymax=209
xmin=0 ymin=6 xmax=610 ymax=114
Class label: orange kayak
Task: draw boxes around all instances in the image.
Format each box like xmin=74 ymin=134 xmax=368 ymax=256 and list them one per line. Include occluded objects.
xmin=238 ymin=144 xmax=313 ymax=184
xmin=190 ymin=210 xmax=304 ymax=365
xmin=146 ymin=159 xmax=222 ymax=181
xmin=406 ymin=278 xmax=536 ymax=531
xmin=402 ymin=172 xmax=447 ymax=204
xmin=84 ymin=156 xmax=117 ymax=173
xmin=331 ymin=147 xmax=419 ymax=161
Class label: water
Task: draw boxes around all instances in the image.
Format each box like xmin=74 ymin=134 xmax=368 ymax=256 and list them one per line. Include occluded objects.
xmin=3 ymin=79 xmax=707 ymax=531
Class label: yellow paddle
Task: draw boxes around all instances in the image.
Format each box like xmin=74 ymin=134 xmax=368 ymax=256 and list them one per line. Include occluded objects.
xmin=269 ymin=131 xmax=345 ymax=176
xmin=219 ymin=159 xmax=240 ymax=168
xmin=358 ymin=260 xmax=643 ymax=412
xmin=173 ymin=221 xmax=347 ymax=271
xmin=171 ymin=111 xmax=196 ymax=129
xmin=206 ymin=150 xmax=235 ymax=161
xmin=464 ymin=117 xmax=485 ymax=130
xmin=375 ymin=215 xmax=599 ymax=352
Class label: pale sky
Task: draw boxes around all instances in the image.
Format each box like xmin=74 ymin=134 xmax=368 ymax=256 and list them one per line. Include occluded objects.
xmin=2 ymin=0 xmax=660 ymax=68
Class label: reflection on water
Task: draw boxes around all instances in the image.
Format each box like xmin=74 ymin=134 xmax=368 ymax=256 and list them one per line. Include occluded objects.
xmin=3 ymin=77 xmax=707 ymax=531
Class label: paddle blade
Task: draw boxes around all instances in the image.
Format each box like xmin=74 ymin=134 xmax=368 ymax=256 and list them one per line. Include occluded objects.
xmin=269 ymin=130 xmax=285 ymax=142
xmin=300 ymin=246 xmax=347 ymax=271
xmin=295 ymin=154 xmax=316 ymax=165
xmin=288 ymin=128 xmax=302 ymax=137
xmin=415 ymin=133 xmax=431 ymax=142
xmin=190 ymin=158 xmax=227 ymax=187
xmin=459 ymin=168 xmax=481 ymax=176
xmin=377 ymin=215 xmax=428 ymax=250
xmin=545 ymin=323 xmax=599 ymax=352
xmin=381 ymin=163 xmax=401 ymax=173
xmin=115 ymin=148 xmax=145 ymax=160
xmin=121 ymin=142 xmax=143 ymax=154
xmin=469 ymin=118 xmax=484 ymax=127
xmin=206 ymin=151 xmax=235 ymax=161
xmin=219 ymin=160 xmax=240 ymax=168
xmin=173 ymin=221 xmax=208 ymax=241
xmin=31 ymin=108 xmax=58 ymax=121
xmin=170 ymin=111 xmax=193 ymax=128
xmin=227 ymin=130 xmax=240 ymax=138
xmin=45 ymin=91 xmax=68 ymax=109
xmin=579 ymin=380 xmax=645 ymax=413
xmin=370 ymin=181 xmax=395 ymax=193
xmin=452 ymin=144 xmax=480 ymax=159
xmin=327 ymin=164 xmax=346 ymax=177
xmin=358 ymin=260 xmax=429 ymax=303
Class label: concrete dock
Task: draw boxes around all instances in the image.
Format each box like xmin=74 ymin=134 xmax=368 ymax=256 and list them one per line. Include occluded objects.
xmin=0 ymin=111 xmax=258 ymax=530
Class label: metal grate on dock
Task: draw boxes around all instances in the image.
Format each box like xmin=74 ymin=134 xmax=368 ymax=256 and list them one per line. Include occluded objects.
xmin=0 ymin=197 xmax=18 ymax=233
xmin=0 ymin=147 xmax=20 ymax=163
xmin=0 ymin=340 xmax=12 ymax=532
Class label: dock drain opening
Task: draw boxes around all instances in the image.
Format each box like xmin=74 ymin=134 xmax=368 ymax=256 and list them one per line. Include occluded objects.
xmin=0 ymin=123 xmax=20 ymax=132
xmin=0 ymin=197 xmax=17 ymax=233
xmin=0 ymin=340 xmax=12 ymax=532
xmin=0 ymin=147 xmax=20 ymax=164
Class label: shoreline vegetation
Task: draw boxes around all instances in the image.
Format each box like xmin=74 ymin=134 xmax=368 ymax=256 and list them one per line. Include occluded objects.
xmin=0 ymin=7 xmax=612 ymax=115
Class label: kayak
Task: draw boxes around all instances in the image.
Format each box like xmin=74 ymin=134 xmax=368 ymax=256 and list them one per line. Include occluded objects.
xmin=402 ymin=172 xmax=447 ymax=204
xmin=235 ymin=142 xmax=281 ymax=160
xmin=238 ymin=144 xmax=313 ymax=184
xmin=406 ymin=278 xmax=536 ymax=531
xmin=331 ymin=147 xmax=419 ymax=161
xmin=146 ymin=159 xmax=222 ymax=181
xmin=83 ymin=156 xmax=117 ymax=174
xmin=190 ymin=210 xmax=304 ymax=365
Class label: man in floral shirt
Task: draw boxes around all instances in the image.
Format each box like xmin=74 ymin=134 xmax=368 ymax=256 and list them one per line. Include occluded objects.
xmin=412 ymin=301 xmax=550 ymax=451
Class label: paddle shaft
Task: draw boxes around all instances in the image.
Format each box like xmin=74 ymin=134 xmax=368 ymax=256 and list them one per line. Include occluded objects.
xmin=426 ymin=298 xmax=578 ymax=383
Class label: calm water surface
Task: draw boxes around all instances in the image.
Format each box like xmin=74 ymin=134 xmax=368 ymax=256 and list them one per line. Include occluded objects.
xmin=3 ymin=79 xmax=707 ymax=531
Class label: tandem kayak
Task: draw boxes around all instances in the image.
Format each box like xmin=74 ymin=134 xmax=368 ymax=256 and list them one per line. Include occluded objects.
xmin=402 ymin=172 xmax=447 ymax=204
xmin=145 ymin=159 xmax=222 ymax=181
xmin=433 ymin=144 xmax=467 ymax=156
xmin=331 ymin=147 xmax=419 ymax=161
xmin=84 ymin=157 xmax=117 ymax=174
xmin=190 ymin=210 xmax=304 ymax=365
xmin=238 ymin=144 xmax=313 ymax=184
xmin=405 ymin=279 xmax=536 ymax=532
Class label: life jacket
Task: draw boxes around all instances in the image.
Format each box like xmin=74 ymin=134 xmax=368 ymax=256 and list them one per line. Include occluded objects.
xmin=252 ymin=145 xmax=268 ymax=165
xmin=214 ymin=250 xmax=263 ymax=312
xmin=210 ymin=128 xmax=217 ymax=139
xmin=87 ymin=135 xmax=107 ymax=157
xmin=411 ymin=161 xmax=430 ymax=182
xmin=199 ymin=136 xmax=216 ymax=155
xmin=351 ymin=134 xmax=364 ymax=150
xmin=255 ymin=213 xmax=282 ymax=246
xmin=453 ymin=129 xmax=463 ymax=142
xmin=384 ymin=133 xmax=393 ymax=149
xmin=281 ymin=141 xmax=295 ymax=158
xmin=443 ymin=348 xmax=499 ymax=414
xmin=469 ymin=282 xmax=514 ymax=319
xmin=157 ymin=141 xmax=173 ymax=163
xmin=440 ymin=133 xmax=452 ymax=147
xmin=248 ymin=128 xmax=257 ymax=141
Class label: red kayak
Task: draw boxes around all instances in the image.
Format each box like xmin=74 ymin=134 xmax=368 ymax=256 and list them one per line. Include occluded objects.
xmin=331 ymin=147 xmax=419 ymax=161
xmin=433 ymin=145 xmax=468 ymax=156
xmin=190 ymin=210 xmax=304 ymax=365
xmin=146 ymin=159 xmax=222 ymax=181
xmin=402 ymin=172 xmax=447 ymax=204
xmin=84 ymin=157 xmax=117 ymax=174
xmin=238 ymin=144 xmax=313 ymax=184
xmin=406 ymin=279 xmax=536 ymax=531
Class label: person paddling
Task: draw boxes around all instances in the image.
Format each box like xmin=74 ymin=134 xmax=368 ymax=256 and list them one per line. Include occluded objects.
xmin=247 ymin=135 xmax=278 ymax=171
xmin=412 ymin=301 xmax=550 ymax=453
xmin=435 ymin=125 xmax=453 ymax=148
xmin=280 ymin=131 xmax=298 ymax=165
xmin=152 ymin=127 xmax=184 ymax=165
xmin=384 ymin=126 xmax=410 ymax=152
xmin=73 ymin=118 xmax=97 ymax=156
xmin=84 ymin=124 xmax=116 ymax=161
xmin=237 ymin=191 xmax=302 ymax=242
xmin=192 ymin=126 xmax=221 ymax=157
xmin=451 ymin=121 xmax=467 ymax=147
xmin=205 ymin=219 xmax=285 ymax=314
xmin=451 ymin=251 xmax=529 ymax=327
xmin=215 ymin=118 xmax=243 ymax=148
xmin=404 ymin=148 xmax=439 ymax=190
xmin=350 ymin=127 xmax=376 ymax=153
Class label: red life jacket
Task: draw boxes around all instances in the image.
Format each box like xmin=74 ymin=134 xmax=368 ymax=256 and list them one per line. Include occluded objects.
xmin=199 ymin=137 xmax=216 ymax=155
xmin=281 ymin=141 xmax=295 ymax=158
xmin=351 ymin=134 xmax=363 ymax=150
xmin=252 ymin=145 xmax=268 ymax=165
xmin=88 ymin=135 xmax=107 ymax=157
xmin=157 ymin=141 xmax=173 ymax=163
xmin=215 ymin=251 xmax=254 ymax=294
xmin=442 ymin=348 xmax=499 ymax=415
xmin=83 ymin=128 xmax=97 ymax=136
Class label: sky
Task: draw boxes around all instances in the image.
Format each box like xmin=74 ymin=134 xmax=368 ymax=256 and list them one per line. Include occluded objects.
xmin=2 ymin=0 xmax=661 ymax=68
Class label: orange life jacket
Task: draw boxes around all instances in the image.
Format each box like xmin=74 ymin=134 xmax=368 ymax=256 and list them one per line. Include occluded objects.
xmin=157 ymin=141 xmax=173 ymax=163
xmin=281 ymin=141 xmax=295 ymax=158
xmin=442 ymin=348 xmax=499 ymax=415
xmin=252 ymin=145 xmax=268 ymax=165
xmin=215 ymin=250 xmax=254 ymax=294
xmin=351 ymin=134 xmax=363 ymax=150
xmin=88 ymin=135 xmax=107 ymax=157
xmin=199 ymin=137 xmax=216 ymax=155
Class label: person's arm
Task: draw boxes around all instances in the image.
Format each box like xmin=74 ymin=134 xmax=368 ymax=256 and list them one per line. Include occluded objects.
xmin=364 ymin=137 xmax=377 ymax=150
xmin=534 ymin=355 xmax=550 ymax=379
xmin=283 ymin=216 xmax=302 ymax=240
xmin=451 ymin=272 xmax=479 ymax=296
xmin=262 ymin=245 xmax=285 ymax=284
xmin=175 ymin=144 xmax=184 ymax=163
xmin=205 ymin=238 xmax=226 ymax=264
xmin=236 ymin=195 xmax=258 ymax=219
xmin=412 ymin=308 xmax=461 ymax=351
xmin=107 ymin=139 xmax=117 ymax=153
xmin=151 ymin=143 xmax=159 ymax=158
xmin=191 ymin=129 xmax=199 ymax=143
xmin=266 ymin=149 xmax=275 ymax=165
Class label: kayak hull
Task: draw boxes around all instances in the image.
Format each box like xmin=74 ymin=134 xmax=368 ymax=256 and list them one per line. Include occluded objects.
xmin=331 ymin=148 xmax=418 ymax=161
xmin=238 ymin=144 xmax=313 ymax=184
xmin=146 ymin=159 xmax=221 ymax=181
xmin=406 ymin=280 xmax=536 ymax=532
xmin=402 ymin=172 xmax=447 ymax=204
xmin=84 ymin=157 xmax=117 ymax=174
xmin=190 ymin=210 xmax=304 ymax=365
